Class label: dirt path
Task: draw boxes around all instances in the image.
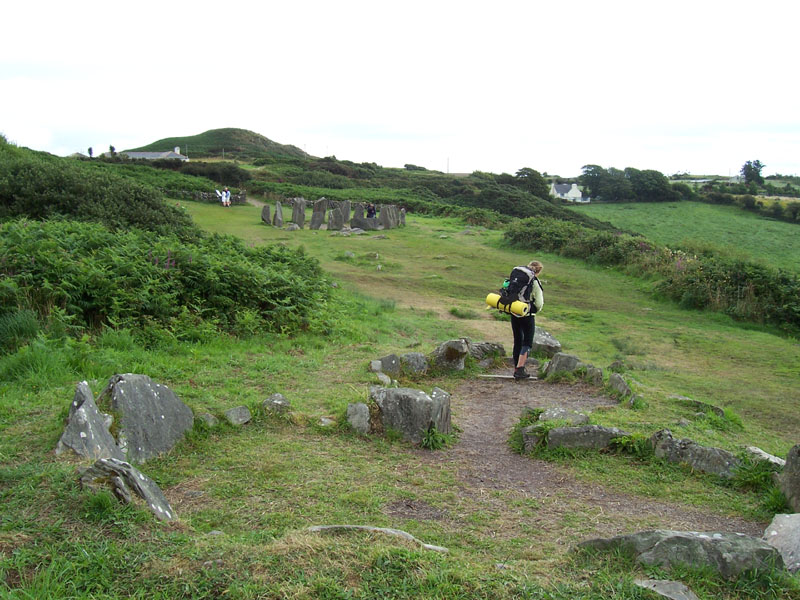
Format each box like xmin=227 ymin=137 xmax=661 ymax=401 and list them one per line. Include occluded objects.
xmin=408 ymin=373 xmax=765 ymax=540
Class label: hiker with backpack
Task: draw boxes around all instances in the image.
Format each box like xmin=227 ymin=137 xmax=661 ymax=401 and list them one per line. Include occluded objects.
xmin=503 ymin=260 xmax=544 ymax=379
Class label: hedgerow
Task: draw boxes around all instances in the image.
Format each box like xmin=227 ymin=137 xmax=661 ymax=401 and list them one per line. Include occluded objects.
xmin=0 ymin=219 xmax=329 ymax=345
xmin=505 ymin=217 xmax=800 ymax=332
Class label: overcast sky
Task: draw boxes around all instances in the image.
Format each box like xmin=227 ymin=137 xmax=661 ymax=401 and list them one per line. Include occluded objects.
xmin=2 ymin=1 xmax=797 ymax=177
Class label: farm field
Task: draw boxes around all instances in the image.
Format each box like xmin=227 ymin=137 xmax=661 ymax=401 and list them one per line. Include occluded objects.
xmin=568 ymin=201 xmax=800 ymax=273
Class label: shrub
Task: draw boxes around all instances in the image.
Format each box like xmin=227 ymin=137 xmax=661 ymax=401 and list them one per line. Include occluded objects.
xmin=0 ymin=139 xmax=200 ymax=241
xmin=0 ymin=219 xmax=330 ymax=341
xmin=505 ymin=216 xmax=800 ymax=333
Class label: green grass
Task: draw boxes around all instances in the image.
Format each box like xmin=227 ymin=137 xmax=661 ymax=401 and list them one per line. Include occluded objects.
xmin=569 ymin=201 xmax=800 ymax=272
xmin=3 ymin=203 xmax=800 ymax=598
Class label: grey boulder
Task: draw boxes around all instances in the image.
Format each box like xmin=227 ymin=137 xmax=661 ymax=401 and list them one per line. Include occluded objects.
xmin=581 ymin=530 xmax=784 ymax=579
xmin=99 ymin=374 xmax=194 ymax=464
xmin=56 ymin=381 xmax=125 ymax=461
xmin=649 ymin=429 xmax=740 ymax=479
xmin=79 ymin=457 xmax=177 ymax=522
xmin=370 ymin=386 xmax=451 ymax=444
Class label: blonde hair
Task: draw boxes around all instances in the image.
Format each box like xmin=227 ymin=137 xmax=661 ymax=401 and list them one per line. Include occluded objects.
xmin=528 ymin=260 xmax=543 ymax=275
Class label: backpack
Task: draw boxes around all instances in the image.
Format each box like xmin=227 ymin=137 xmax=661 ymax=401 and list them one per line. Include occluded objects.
xmin=499 ymin=266 xmax=540 ymax=313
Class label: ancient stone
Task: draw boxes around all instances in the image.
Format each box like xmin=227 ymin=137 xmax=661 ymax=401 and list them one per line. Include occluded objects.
xmin=649 ymin=429 xmax=740 ymax=479
xmin=745 ymin=446 xmax=786 ymax=468
xmin=310 ymin=197 xmax=327 ymax=230
xmin=531 ymin=329 xmax=562 ymax=357
xmin=608 ymin=360 xmax=625 ymax=372
xmin=369 ymin=360 xmax=383 ymax=373
xmin=764 ymin=513 xmax=800 ymax=573
xmin=670 ymin=395 xmax=724 ymax=418
xmin=290 ymin=197 xmax=307 ymax=228
xmin=400 ymin=352 xmax=429 ymax=375
xmin=399 ymin=207 xmax=406 ymax=226
xmin=260 ymin=205 xmax=271 ymax=225
xmin=778 ymin=444 xmax=800 ymax=512
xmin=263 ymin=393 xmax=291 ymax=414
xmin=370 ymin=386 xmax=451 ymax=444
xmin=340 ymin=200 xmax=351 ymax=224
xmin=584 ymin=366 xmax=603 ymax=386
xmin=319 ymin=417 xmax=336 ymax=427
xmin=634 ymin=579 xmax=700 ymax=600
xmin=539 ymin=407 xmax=590 ymax=426
xmin=98 ymin=374 xmax=193 ymax=464
xmin=547 ymin=425 xmax=630 ymax=450
xmin=285 ymin=223 xmax=300 ymax=231
xmin=543 ymin=352 xmax=581 ymax=376
xmin=466 ymin=340 xmax=505 ymax=360
xmin=272 ymin=201 xmax=283 ymax=227
xmin=328 ymin=206 xmax=344 ymax=231
xmin=55 ymin=381 xmax=125 ymax=461
xmin=378 ymin=354 xmax=401 ymax=376
xmin=197 ymin=413 xmax=219 ymax=427
xmin=79 ymin=457 xmax=177 ymax=521
xmin=224 ymin=406 xmax=251 ymax=425
xmin=347 ymin=403 xmax=370 ymax=435
xmin=376 ymin=372 xmax=392 ymax=386
xmin=521 ymin=424 xmax=547 ymax=452
xmin=430 ymin=339 xmax=469 ymax=371
xmin=608 ymin=373 xmax=632 ymax=399
xmin=581 ymin=530 xmax=784 ymax=580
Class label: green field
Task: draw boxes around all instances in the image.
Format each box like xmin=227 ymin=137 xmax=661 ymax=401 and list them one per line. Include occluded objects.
xmin=568 ymin=201 xmax=800 ymax=272
xmin=3 ymin=139 xmax=800 ymax=598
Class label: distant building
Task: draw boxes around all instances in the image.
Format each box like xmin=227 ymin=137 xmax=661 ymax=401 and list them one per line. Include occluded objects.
xmin=549 ymin=182 xmax=588 ymax=203
xmin=118 ymin=146 xmax=189 ymax=161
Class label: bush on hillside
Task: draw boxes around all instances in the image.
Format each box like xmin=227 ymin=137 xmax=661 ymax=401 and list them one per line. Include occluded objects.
xmin=0 ymin=140 xmax=199 ymax=240
xmin=505 ymin=216 xmax=800 ymax=332
xmin=0 ymin=219 xmax=329 ymax=345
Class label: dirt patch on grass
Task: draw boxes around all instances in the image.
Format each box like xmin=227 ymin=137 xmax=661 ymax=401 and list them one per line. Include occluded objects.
xmin=415 ymin=373 xmax=765 ymax=540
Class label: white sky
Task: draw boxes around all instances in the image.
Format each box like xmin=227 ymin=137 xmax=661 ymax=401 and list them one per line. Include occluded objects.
xmin=2 ymin=0 xmax=798 ymax=177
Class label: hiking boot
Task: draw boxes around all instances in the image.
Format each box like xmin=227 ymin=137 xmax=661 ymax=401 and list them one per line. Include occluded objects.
xmin=513 ymin=367 xmax=531 ymax=379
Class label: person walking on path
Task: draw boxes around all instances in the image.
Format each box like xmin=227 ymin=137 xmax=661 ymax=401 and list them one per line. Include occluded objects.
xmin=505 ymin=260 xmax=544 ymax=379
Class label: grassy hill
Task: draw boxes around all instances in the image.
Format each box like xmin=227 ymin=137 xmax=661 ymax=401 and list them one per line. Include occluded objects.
xmin=2 ymin=139 xmax=799 ymax=598
xmin=126 ymin=127 xmax=311 ymax=160
xmin=568 ymin=201 xmax=800 ymax=273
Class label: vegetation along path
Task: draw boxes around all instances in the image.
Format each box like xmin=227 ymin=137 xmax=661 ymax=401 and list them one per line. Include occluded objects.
xmin=410 ymin=374 xmax=765 ymax=545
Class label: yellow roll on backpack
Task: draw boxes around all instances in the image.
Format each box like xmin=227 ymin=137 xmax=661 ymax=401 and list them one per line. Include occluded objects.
xmin=486 ymin=292 xmax=530 ymax=317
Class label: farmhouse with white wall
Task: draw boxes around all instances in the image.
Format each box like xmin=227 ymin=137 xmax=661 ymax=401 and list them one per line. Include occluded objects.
xmin=549 ymin=182 xmax=588 ymax=203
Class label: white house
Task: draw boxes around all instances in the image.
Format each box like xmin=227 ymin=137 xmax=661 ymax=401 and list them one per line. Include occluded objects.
xmin=120 ymin=146 xmax=189 ymax=161
xmin=549 ymin=182 xmax=588 ymax=203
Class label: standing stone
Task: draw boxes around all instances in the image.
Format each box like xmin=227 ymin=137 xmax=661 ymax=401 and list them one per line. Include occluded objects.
xmin=370 ymin=386 xmax=451 ymax=444
xmin=399 ymin=207 xmax=406 ymax=226
xmin=97 ymin=374 xmax=194 ymax=464
xmin=608 ymin=373 xmax=633 ymax=399
xmin=291 ymin=197 xmax=307 ymax=228
xmin=763 ymin=513 xmax=800 ymax=573
xmin=543 ymin=352 xmax=582 ymax=376
xmin=430 ymin=339 xmax=469 ymax=371
xmin=778 ymin=444 xmax=800 ymax=512
xmin=328 ymin=205 xmax=345 ymax=231
xmin=340 ymin=200 xmax=351 ymax=224
xmin=400 ymin=352 xmax=429 ymax=375
xmin=56 ymin=381 xmax=125 ymax=461
xmin=346 ymin=403 xmax=370 ymax=435
xmin=531 ymin=329 xmax=562 ymax=357
xmin=379 ymin=205 xmax=393 ymax=230
xmin=273 ymin=201 xmax=283 ymax=227
xmin=310 ymin=197 xmax=327 ymax=230
xmin=260 ymin=204 xmax=271 ymax=225
xmin=377 ymin=354 xmax=401 ymax=376
xmin=79 ymin=457 xmax=177 ymax=522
